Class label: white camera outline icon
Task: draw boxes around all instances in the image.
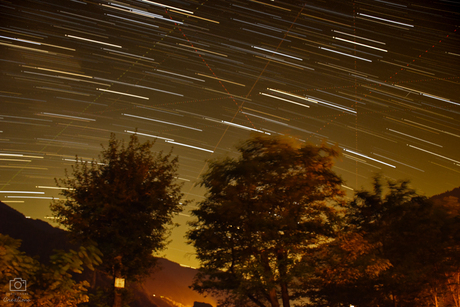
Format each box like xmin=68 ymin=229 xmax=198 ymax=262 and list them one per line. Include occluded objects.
xmin=9 ymin=278 xmax=27 ymax=292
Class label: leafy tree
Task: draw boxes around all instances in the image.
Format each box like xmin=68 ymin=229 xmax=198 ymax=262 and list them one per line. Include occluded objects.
xmin=427 ymin=195 xmax=460 ymax=307
xmin=307 ymin=176 xmax=460 ymax=307
xmin=51 ymin=133 xmax=185 ymax=306
xmin=0 ymin=233 xmax=101 ymax=306
xmin=187 ymin=135 xmax=346 ymax=307
xmin=303 ymin=231 xmax=392 ymax=307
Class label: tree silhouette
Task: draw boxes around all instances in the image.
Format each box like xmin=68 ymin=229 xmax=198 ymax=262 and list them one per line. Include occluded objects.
xmin=0 ymin=234 xmax=101 ymax=306
xmin=51 ymin=133 xmax=185 ymax=306
xmin=187 ymin=135 xmax=346 ymax=307
xmin=307 ymin=176 xmax=460 ymax=307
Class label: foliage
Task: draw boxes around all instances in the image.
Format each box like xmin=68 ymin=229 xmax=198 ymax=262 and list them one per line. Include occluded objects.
xmin=51 ymin=133 xmax=185 ymax=282
xmin=78 ymin=287 xmax=111 ymax=307
xmin=0 ymin=233 xmax=101 ymax=306
xmin=187 ymin=135 xmax=346 ymax=307
xmin=306 ymin=176 xmax=460 ymax=307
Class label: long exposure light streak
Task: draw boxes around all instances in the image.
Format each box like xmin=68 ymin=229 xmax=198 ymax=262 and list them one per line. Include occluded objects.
xmin=125 ymin=130 xmax=175 ymax=141
xmin=122 ymin=114 xmax=202 ymax=131
xmin=5 ymin=196 xmax=59 ymax=200
xmin=65 ymin=34 xmax=122 ymax=48
xmin=357 ymin=13 xmax=414 ymax=27
xmin=0 ymin=191 xmax=45 ymax=194
xmin=221 ymin=120 xmax=270 ymax=135
xmin=165 ymin=140 xmax=214 ymax=153
xmin=0 ymin=153 xmax=43 ymax=159
xmin=387 ymin=129 xmax=443 ymax=147
xmin=319 ymin=47 xmax=373 ymax=62
xmin=372 ymin=153 xmax=425 ymax=172
xmin=39 ymin=112 xmax=96 ymax=122
xmin=97 ymin=88 xmax=149 ymax=100
xmin=343 ymin=149 xmax=396 ymax=168
xmin=252 ymin=46 xmax=303 ymax=61
xmin=140 ymin=0 xmax=194 ymax=14
xmin=408 ymin=145 xmax=460 ymax=164
xmin=332 ymin=37 xmax=387 ymax=52
xmin=332 ymin=30 xmax=386 ymax=45
xmin=260 ymin=92 xmax=310 ymax=108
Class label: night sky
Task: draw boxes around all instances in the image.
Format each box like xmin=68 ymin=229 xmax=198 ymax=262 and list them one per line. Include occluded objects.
xmin=1 ymin=0 xmax=459 ymax=267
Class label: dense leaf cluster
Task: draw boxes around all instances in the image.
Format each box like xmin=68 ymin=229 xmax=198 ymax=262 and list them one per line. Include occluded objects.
xmin=187 ymin=135 xmax=460 ymax=307
xmin=187 ymin=136 xmax=346 ymax=307
xmin=0 ymin=234 xmax=101 ymax=306
xmin=51 ymin=133 xmax=185 ymax=282
xmin=307 ymin=177 xmax=460 ymax=307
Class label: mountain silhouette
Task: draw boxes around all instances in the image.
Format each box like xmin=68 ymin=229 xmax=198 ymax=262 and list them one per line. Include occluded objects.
xmin=431 ymin=186 xmax=460 ymax=202
xmin=0 ymin=201 xmax=216 ymax=307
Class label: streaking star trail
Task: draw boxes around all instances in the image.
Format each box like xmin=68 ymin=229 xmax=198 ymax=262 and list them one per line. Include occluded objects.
xmin=0 ymin=0 xmax=459 ymax=266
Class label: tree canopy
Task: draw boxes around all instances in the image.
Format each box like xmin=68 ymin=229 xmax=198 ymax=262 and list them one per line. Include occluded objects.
xmin=51 ymin=133 xmax=185 ymax=305
xmin=307 ymin=176 xmax=460 ymax=307
xmin=0 ymin=233 xmax=101 ymax=306
xmin=187 ymin=135 xmax=346 ymax=307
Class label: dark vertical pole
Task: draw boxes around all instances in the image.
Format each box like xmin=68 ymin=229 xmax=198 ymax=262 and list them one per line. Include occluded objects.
xmin=113 ymin=256 xmax=122 ymax=307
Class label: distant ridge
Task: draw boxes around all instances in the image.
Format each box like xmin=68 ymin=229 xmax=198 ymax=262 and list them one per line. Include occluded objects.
xmin=0 ymin=201 xmax=216 ymax=307
xmin=0 ymin=201 xmax=71 ymax=263
xmin=431 ymin=187 xmax=460 ymax=202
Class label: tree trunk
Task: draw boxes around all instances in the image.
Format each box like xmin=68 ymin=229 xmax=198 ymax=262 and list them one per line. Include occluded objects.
xmin=457 ymin=272 xmax=460 ymax=307
xmin=247 ymin=294 xmax=268 ymax=307
xmin=113 ymin=256 xmax=123 ymax=307
xmin=91 ymin=270 xmax=97 ymax=288
xmin=268 ymin=288 xmax=280 ymax=307
xmin=452 ymin=272 xmax=460 ymax=307
xmin=260 ymin=251 xmax=280 ymax=307
xmin=280 ymin=282 xmax=290 ymax=307
xmin=276 ymin=250 xmax=290 ymax=307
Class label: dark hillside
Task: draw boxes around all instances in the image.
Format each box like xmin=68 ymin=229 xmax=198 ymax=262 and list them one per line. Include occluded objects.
xmin=0 ymin=201 xmax=72 ymax=263
xmin=0 ymin=201 xmax=216 ymax=307
xmin=431 ymin=187 xmax=460 ymax=202
xmin=142 ymin=258 xmax=217 ymax=306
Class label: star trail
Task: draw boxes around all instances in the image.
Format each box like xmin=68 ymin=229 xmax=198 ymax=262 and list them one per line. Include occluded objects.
xmin=0 ymin=0 xmax=459 ymax=266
